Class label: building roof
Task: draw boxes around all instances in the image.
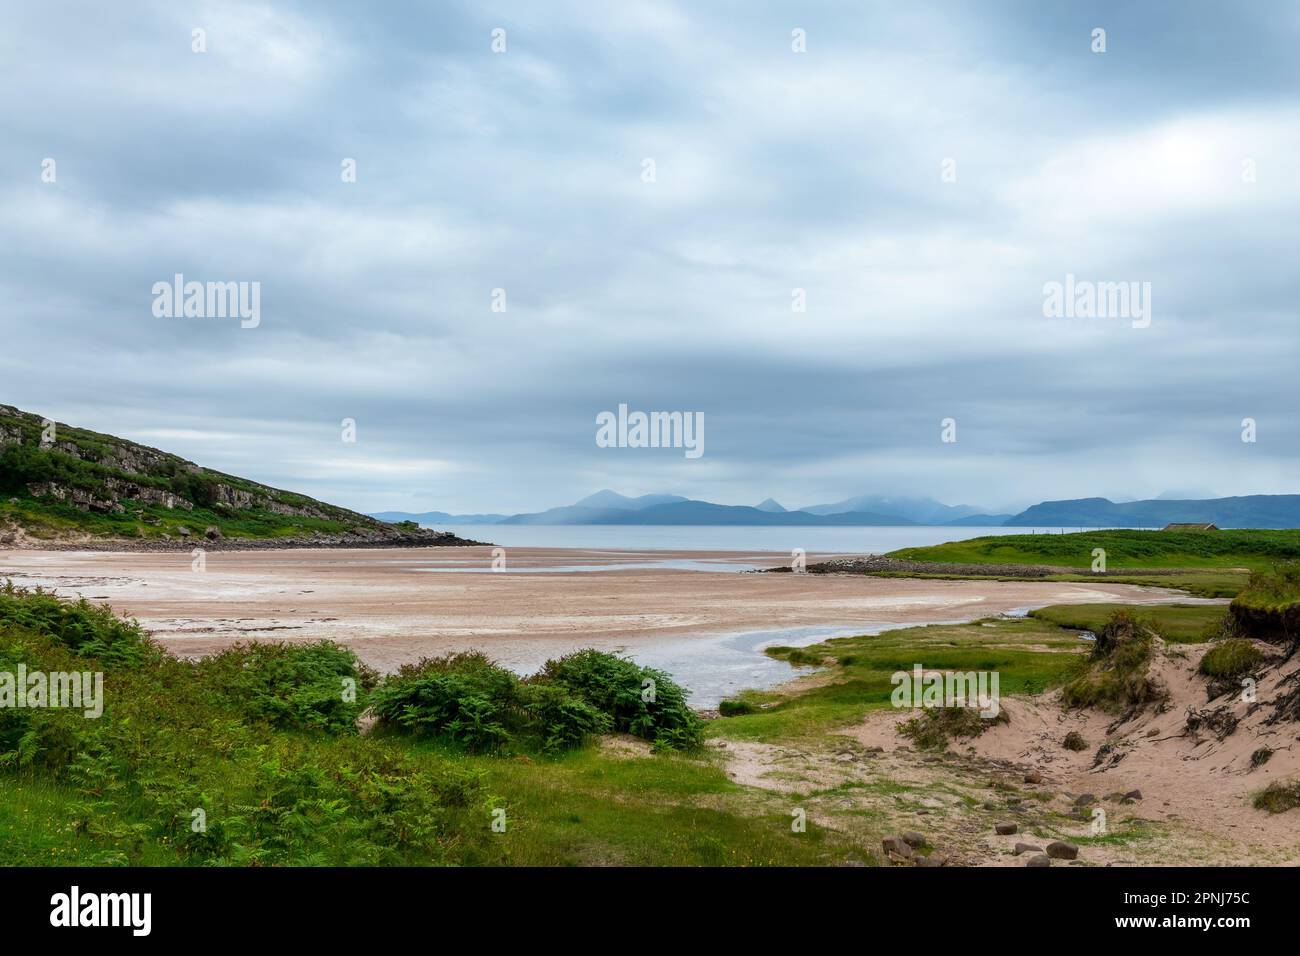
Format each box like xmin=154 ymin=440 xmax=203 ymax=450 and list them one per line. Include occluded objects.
xmin=1161 ymin=523 xmax=1219 ymax=531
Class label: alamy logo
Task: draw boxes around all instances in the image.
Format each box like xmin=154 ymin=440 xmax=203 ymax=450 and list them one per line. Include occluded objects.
xmin=50 ymin=886 xmax=151 ymax=936
xmin=595 ymin=404 xmax=704 ymax=459
xmin=0 ymin=665 xmax=103 ymax=718
xmin=152 ymin=273 xmax=261 ymax=328
xmin=1042 ymin=274 xmax=1151 ymax=328
xmin=890 ymin=664 xmax=1000 ymax=718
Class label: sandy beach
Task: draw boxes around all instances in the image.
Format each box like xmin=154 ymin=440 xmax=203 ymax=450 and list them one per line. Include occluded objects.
xmin=0 ymin=546 xmax=1206 ymax=680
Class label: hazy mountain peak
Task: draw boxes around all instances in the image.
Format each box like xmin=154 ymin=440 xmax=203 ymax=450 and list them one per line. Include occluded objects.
xmin=801 ymin=494 xmax=984 ymax=523
xmin=572 ymin=490 xmax=688 ymax=511
xmin=755 ymin=498 xmax=787 ymax=513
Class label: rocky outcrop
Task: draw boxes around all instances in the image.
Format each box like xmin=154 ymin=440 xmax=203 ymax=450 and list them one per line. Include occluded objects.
xmin=766 ymin=555 xmax=1183 ymax=579
xmin=1 ymin=402 xmax=489 ymax=550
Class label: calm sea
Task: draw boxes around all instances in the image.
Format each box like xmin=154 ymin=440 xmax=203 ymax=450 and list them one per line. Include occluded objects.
xmin=433 ymin=524 xmax=1103 ymax=553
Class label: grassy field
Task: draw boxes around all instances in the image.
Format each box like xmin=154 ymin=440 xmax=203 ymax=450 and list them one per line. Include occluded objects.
xmin=861 ymin=568 xmax=1246 ymax=599
xmin=888 ymin=528 xmax=1300 ymax=571
xmin=881 ymin=528 xmax=1300 ymax=598
xmin=714 ymin=614 xmax=1094 ymax=744
xmin=1029 ymin=603 xmax=1224 ymax=643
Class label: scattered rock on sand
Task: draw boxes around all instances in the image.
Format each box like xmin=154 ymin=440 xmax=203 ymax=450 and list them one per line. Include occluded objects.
xmin=1072 ymin=793 xmax=1096 ymax=808
xmin=1013 ymin=842 xmax=1043 ymax=855
xmin=913 ymin=853 xmax=945 ymax=867
xmin=1125 ymin=789 xmax=1143 ymax=801
xmin=902 ymin=831 xmax=926 ymax=848
xmin=1026 ymin=854 xmax=1051 ymax=867
xmin=995 ymin=822 xmax=1018 ymax=835
xmin=1046 ymin=841 xmax=1079 ymax=860
xmin=1024 ymin=770 xmax=1044 ymax=784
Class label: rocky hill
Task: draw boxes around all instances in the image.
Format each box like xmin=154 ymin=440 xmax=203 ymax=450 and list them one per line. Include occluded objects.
xmin=0 ymin=404 xmax=483 ymax=549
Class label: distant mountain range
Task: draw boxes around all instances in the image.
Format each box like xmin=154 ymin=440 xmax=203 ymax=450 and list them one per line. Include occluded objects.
xmin=372 ymin=490 xmax=1300 ymax=529
xmin=372 ymin=490 xmax=1011 ymax=527
xmin=1005 ymin=495 xmax=1300 ymax=529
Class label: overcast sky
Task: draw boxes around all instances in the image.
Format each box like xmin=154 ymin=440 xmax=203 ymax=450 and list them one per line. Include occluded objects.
xmin=2 ymin=1 xmax=1298 ymax=515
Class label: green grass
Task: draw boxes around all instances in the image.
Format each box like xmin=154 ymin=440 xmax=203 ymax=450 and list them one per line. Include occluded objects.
xmin=710 ymin=615 xmax=1088 ymax=745
xmin=890 ymin=529 xmax=1300 ymax=572
xmin=1029 ymin=603 xmax=1226 ymax=644
xmin=1231 ymin=563 xmax=1300 ymax=611
xmin=462 ymin=748 xmax=856 ymax=866
xmin=857 ymin=568 xmax=1246 ymax=599
xmin=1198 ymin=639 xmax=1264 ymax=679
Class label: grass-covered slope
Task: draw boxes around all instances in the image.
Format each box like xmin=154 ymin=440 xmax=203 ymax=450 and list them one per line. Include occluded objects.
xmin=1228 ymin=564 xmax=1300 ymax=643
xmin=0 ymin=403 xmax=470 ymax=546
xmin=889 ymin=528 xmax=1300 ymax=571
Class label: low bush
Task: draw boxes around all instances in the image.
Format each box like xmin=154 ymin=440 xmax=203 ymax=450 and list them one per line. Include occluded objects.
xmin=369 ymin=651 xmax=615 ymax=754
xmin=897 ymin=705 xmax=1008 ymax=751
xmin=193 ymin=641 xmax=374 ymax=734
xmin=1253 ymin=780 xmax=1300 ymax=814
xmin=0 ymin=581 xmax=158 ymax=667
xmin=1060 ymin=611 xmax=1163 ymax=712
xmin=536 ymin=649 xmax=702 ymax=751
xmin=1198 ymin=639 xmax=1263 ymax=680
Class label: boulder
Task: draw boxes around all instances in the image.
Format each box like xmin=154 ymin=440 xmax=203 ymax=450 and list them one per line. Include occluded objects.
xmin=995 ymin=822 xmax=1018 ymax=835
xmin=1013 ymin=842 xmax=1043 ymax=855
xmin=901 ymin=831 xmax=926 ymax=848
xmin=1026 ymin=854 xmax=1051 ymax=867
xmin=881 ymin=836 xmax=913 ymax=859
xmin=1045 ymin=841 xmax=1079 ymax=860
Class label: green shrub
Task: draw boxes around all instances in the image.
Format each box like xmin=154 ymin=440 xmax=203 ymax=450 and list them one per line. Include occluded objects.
xmin=369 ymin=652 xmax=521 ymax=753
xmin=536 ymin=649 xmax=702 ymax=751
xmin=1198 ymin=639 xmax=1263 ymax=680
xmin=897 ymin=705 xmax=1008 ymax=751
xmin=520 ymin=682 xmax=610 ymax=754
xmin=1253 ymin=780 xmax=1300 ymax=814
xmin=0 ymin=582 xmax=158 ymax=668
xmin=369 ymin=652 xmax=613 ymax=754
xmin=1061 ymin=611 xmax=1162 ymax=712
xmin=193 ymin=641 xmax=372 ymax=733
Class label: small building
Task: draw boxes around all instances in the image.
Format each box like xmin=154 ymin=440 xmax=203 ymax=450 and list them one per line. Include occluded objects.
xmin=1161 ymin=523 xmax=1219 ymax=531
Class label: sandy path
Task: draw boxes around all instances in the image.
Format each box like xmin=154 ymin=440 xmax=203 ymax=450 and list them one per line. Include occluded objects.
xmin=0 ymin=546 xmax=1205 ymax=675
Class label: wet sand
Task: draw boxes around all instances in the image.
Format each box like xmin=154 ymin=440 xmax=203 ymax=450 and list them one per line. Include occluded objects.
xmin=0 ymin=547 xmax=1207 ymax=684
